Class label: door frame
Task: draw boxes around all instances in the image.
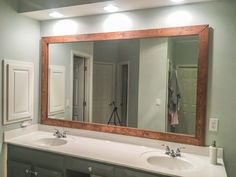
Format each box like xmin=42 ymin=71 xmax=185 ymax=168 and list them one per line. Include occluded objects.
xmin=117 ymin=61 xmax=130 ymax=126
xmin=70 ymin=50 xmax=93 ymax=122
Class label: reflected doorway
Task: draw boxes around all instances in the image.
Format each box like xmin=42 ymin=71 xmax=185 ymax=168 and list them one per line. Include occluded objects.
xmin=72 ymin=54 xmax=90 ymax=122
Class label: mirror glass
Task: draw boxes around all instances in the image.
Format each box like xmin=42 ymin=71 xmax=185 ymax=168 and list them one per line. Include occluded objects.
xmin=48 ymin=36 xmax=199 ymax=135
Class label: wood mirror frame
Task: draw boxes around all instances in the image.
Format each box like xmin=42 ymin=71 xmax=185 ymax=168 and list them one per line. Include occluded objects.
xmin=41 ymin=25 xmax=209 ymax=146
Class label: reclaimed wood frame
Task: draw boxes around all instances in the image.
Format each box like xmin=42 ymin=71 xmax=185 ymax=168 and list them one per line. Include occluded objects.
xmin=41 ymin=25 xmax=209 ymax=145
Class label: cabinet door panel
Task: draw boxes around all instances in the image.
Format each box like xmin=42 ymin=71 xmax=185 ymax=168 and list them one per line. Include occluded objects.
xmin=115 ymin=168 xmax=169 ymax=177
xmin=8 ymin=160 xmax=31 ymax=177
xmin=65 ymin=157 xmax=114 ymax=177
xmin=34 ymin=166 xmax=63 ymax=177
xmin=8 ymin=145 xmax=64 ymax=169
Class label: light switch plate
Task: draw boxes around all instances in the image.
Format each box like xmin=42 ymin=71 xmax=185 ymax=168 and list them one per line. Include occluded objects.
xmin=209 ymin=118 xmax=219 ymax=132
xmin=156 ymin=98 xmax=161 ymax=106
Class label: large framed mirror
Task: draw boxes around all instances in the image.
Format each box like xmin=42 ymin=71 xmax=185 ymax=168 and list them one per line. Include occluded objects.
xmin=41 ymin=25 xmax=209 ymax=145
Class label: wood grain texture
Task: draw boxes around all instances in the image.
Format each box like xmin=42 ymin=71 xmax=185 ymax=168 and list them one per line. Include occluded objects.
xmin=41 ymin=25 xmax=209 ymax=146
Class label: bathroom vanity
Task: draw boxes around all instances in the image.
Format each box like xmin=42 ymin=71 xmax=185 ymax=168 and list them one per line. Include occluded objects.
xmin=4 ymin=125 xmax=227 ymax=177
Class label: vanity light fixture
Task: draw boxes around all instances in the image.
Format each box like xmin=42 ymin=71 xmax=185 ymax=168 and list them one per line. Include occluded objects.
xmin=49 ymin=11 xmax=64 ymax=18
xmin=171 ymin=0 xmax=185 ymax=3
xmin=104 ymin=5 xmax=119 ymax=13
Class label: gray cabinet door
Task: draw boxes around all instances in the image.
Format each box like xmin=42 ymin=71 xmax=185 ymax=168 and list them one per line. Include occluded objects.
xmin=65 ymin=157 xmax=114 ymax=177
xmin=34 ymin=166 xmax=63 ymax=177
xmin=8 ymin=145 xmax=64 ymax=170
xmin=115 ymin=168 xmax=169 ymax=177
xmin=8 ymin=160 xmax=32 ymax=177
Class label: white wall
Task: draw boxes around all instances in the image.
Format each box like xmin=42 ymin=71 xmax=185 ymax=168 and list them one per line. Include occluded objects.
xmin=118 ymin=40 xmax=140 ymax=128
xmin=94 ymin=40 xmax=120 ymax=63
xmin=40 ymin=1 xmax=236 ymax=176
xmin=0 ymin=0 xmax=40 ymax=176
xmin=138 ymin=38 xmax=168 ymax=132
xmin=49 ymin=42 xmax=94 ymax=119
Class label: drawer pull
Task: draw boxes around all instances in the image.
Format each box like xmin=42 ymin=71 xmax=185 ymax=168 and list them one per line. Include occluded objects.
xmin=32 ymin=171 xmax=39 ymax=176
xmin=88 ymin=166 xmax=93 ymax=173
xmin=25 ymin=169 xmax=31 ymax=174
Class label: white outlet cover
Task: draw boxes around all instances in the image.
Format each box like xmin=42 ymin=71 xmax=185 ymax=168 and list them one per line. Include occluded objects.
xmin=209 ymin=118 xmax=219 ymax=132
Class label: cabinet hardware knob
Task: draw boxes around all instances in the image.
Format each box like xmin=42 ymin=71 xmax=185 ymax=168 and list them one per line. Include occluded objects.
xmin=25 ymin=169 xmax=31 ymax=174
xmin=32 ymin=171 xmax=39 ymax=176
xmin=88 ymin=167 xmax=92 ymax=172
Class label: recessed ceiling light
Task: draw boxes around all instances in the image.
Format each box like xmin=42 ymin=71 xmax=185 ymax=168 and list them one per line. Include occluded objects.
xmin=49 ymin=11 xmax=64 ymax=18
xmin=171 ymin=0 xmax=185 ymax=3
xmin=104 ymin=5 xmax=119 ymax=13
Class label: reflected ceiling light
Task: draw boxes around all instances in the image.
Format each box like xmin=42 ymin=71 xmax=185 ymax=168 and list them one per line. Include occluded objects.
xmin=53 ymin=20 xmax=78 ymax=35
xmin=171 ymin=0 xmax=185 ymax=3
xmin=49 ymin=11 xmax=64 ymax=18
xmin=104 ymin=5 xmax=119 ymax=12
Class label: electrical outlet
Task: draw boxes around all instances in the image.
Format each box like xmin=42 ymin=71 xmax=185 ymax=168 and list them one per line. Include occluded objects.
xmin=209 ymin=118 xmax=219 ymax=132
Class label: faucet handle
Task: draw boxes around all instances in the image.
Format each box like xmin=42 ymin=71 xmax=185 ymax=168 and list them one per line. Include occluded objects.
xmin=62 ymin=130 xmax=69 ymax=138
xmin=162 ymin=144 xmax=171 ymax=155
xmin=176 ymin=147 xmax=186 ymax=151
xmin=53 ymin=129 xmax=61 ymax=137
xmin=54 ymin=129 xmax=59 ymax=134
xmin=175 ymin=147 xmax=185 ymax=156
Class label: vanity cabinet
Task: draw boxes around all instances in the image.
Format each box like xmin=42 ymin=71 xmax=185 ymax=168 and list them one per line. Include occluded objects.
xmin=7 ymin=145 xmax=169 ymax=177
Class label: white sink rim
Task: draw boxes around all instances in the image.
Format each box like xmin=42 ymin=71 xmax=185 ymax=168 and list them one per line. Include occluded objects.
xmin=34 ymin=137 xmax=68 ymax=147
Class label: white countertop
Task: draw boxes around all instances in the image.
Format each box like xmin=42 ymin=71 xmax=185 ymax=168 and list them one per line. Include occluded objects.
xmin=4 ymin=125 xmax=227 ymax=177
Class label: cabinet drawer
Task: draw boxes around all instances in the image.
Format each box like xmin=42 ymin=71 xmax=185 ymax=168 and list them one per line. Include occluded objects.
xmin=8 ymin=145 xmax=64 ymax=169
xmin=65 ymin=157 xmax=114 ymax=177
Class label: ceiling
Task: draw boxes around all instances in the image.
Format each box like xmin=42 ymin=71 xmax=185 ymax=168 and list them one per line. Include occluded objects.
xmin=20 ymin=0 xmax=218 ymax=21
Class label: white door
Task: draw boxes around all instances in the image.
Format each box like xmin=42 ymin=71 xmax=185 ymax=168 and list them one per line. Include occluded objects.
xmin=73 ymin=57 xmax=85 ymax=121
xmin=93 ymin=62 xmax=115 ymax=124
xmin=176 ymin=66 xmax=198 ymax=134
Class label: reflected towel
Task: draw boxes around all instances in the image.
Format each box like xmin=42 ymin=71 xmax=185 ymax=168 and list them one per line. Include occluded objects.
xmin=170 ymin=112 xmax=179 ymax=126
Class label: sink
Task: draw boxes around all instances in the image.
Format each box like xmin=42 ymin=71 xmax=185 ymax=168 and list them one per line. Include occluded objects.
xmin=34 ymin=138 xmax=67 ymax=147
xmin=141 ymin=151 xmax=195 ymax=172
xmin=147 ymin=155 xmax=194 ymax=171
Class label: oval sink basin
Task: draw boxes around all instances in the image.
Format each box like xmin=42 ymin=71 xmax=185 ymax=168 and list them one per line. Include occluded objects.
xmin=34 ymin=138 xmax=67 ymax=147
xmin=141 ymin=151 xmax=196 ymax=172
xmin=147 ymin=155 xmax=194 ymax=171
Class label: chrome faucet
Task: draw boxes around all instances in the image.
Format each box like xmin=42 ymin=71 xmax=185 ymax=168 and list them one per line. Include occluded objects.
xmin=53 ymin=129 xmax=68 ymax=138
xmin=163 ymin=145 xmax=185 ymax=158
